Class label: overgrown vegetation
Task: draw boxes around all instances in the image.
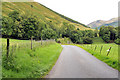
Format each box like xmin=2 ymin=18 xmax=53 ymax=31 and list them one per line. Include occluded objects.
xmin=2 ymin=38 xmax=63 ymax=78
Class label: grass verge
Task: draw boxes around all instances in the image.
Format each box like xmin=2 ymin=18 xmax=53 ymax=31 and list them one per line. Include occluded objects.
xmin=75 ymin=44 xmax=119 ymax=71
xmin=2 ymin=39 xmax=63 ymax=78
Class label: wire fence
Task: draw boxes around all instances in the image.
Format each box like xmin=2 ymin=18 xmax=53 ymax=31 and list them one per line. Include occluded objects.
xmin=80 ymin=44 xmax=118 ymax=61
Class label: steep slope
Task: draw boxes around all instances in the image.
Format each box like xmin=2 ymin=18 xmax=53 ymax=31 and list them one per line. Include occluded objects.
xmin=2 ymin=2 xmax=91 ymax=30
xmin=88 ymin=17 xmax=118 ymax=29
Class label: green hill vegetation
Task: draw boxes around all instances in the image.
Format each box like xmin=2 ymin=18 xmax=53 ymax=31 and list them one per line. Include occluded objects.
xmin=1 ymin=2 xmax=95 ymax=44
xmin=2 ymin=2 xmax=90 ymax=30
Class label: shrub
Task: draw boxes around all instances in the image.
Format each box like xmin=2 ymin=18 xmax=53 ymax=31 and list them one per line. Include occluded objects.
xmin=102 ymin=34 xmax=110 ymax=43
xmin=57 ymin=40 xmax=61 ymax=43
xmin=83 ymin=37 xmax=93 ymax=44
xmin=76 ymin=38 xmax=83 ymax=44
xmin=115 ymin=38 xmax=120 ymax=45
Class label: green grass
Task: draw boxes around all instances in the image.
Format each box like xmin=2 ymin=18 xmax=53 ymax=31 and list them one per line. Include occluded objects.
xmin=73 ymin=37 xmax=119 ymax=71
xmin=92 ymin=37 xmax=105 ymax=44
xmin=2 ymin=38 xmax=63 ymax=78
xmin=75 ymin=43 xmax=119 ymax=71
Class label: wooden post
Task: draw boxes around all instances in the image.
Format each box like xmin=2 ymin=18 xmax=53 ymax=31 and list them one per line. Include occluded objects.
xmin=100 ymin=45 xmax=103 ymax=54
xmin=7 ymin=38 xmax=9 ymax=58
xmin=31 ymin=37 xmax=32 ymax=50
xmin=94 ymin=46 xmax=97 ymax=51
xmin=107 ymin=47 xmax=112 ymax=56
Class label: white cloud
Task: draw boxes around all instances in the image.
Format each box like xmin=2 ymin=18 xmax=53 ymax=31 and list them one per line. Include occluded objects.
xmin=34 ymin=0 xmax=119 ymax=25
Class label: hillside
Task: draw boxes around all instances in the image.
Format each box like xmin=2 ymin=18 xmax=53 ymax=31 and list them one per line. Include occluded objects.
xmin=2 ymin=2 xmax=91 ymax=30
xmin=88 ymin=17 xmax=118 ymax=29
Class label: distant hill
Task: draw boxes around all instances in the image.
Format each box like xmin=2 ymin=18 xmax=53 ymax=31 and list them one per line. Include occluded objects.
xmin=87 ymin=18 xmax=118 ymax=29
xmin=2 ymin=2 xmax=91 ymax=30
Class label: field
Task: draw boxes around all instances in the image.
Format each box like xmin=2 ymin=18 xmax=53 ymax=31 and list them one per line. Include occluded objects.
xmin=75 ymin=38 xmax=119 ymax=71
xmin=2 ymin=38 xmax=63 ymax=78
xmin=92 ymin=37 xmax=106 ymax=44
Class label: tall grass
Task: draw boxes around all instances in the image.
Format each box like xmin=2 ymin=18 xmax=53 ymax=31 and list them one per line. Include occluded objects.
xmin=2 ymin=38 xmax=63 ymax=78
xmin=76 ymin=43 xmax=119 ymax=71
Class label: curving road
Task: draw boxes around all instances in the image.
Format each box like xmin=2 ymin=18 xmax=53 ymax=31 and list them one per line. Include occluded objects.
xmin=46 ymin=45 xmax=118 ymax=78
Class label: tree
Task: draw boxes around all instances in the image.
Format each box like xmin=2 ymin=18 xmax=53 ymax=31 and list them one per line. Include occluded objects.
xmin=2 ymin=16 xmax=14 ymax=37
xmin=102 ymin=33 xmax=110 ymax=43
xmin=99 ymin=26 xmax=118 ymax=43
xmin=61 ymin=23 xmax=75 ymax=38
xmin=2 ymin=16 xmax=14 ymax=57
xmin=8 ymin=10 xmax=20 ymax=22
xmin=108 ymin=26 xmax=117 ymax=40
xmin=42 ymin=28 xmax=57 ymax=40
xmin=70 ymin=30 xmax=83 ymax=44
xmin=21 ymin=15 xmax=40 ymax=39
xmin=83 ymin=30 xmax=94 ymax=38
xmin=94 ymin=27 xmax=99 ymax=37
xmin=115 ymin=38 xmax=120 ymax=45
xmin=99 ymin=26 xmax=105 ymax=37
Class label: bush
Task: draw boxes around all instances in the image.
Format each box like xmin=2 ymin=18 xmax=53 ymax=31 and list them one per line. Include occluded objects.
xmin=102 ymin=34 xmax=110 ymax=43
xmin=115 ymin=38 xmax=120 ymax=45
xmin=57 ymin=38 xmax=72 ymax=44
xmin=57 ymin=40 xmax=61 ymax=43
xmin=83 ymin=37 xmax=93 ymax=44
xmin=76 ymin=38 xmax=83 ymax=44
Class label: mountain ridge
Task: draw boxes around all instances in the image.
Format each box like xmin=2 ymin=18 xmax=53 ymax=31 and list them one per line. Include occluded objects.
xmin=88 ymin=17 xmax=118 ymax=29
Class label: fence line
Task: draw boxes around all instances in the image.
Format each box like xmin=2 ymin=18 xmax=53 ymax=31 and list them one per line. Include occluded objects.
xmin=80 ymin=44 xmax=113 ymax=57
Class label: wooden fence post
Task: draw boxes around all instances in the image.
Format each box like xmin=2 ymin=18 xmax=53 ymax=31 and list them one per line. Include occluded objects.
xmin=100 ymin=45 xmax=103 ymax=54
xmin=107 ymin=47 xmax=112 ymax=56
xmin=7 ymin=38 xmax=9 ymax=58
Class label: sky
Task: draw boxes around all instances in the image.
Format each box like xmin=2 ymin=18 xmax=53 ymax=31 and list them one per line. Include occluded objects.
xmin=34 ymin=0 xmax=119 ymax=25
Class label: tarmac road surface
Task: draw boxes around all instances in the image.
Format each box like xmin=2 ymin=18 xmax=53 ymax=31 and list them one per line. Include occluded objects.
xmin=46 ymin=45 xmax=118 ymax=78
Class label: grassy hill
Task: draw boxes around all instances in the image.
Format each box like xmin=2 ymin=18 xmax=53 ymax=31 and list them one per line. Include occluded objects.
xmin=2 ymin=2 xmax=91 ymax=30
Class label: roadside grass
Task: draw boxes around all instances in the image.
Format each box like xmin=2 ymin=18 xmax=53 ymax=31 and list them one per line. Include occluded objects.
xmin=63 ymin=37 xmax=119 ymax=71
xmin=75 ymin=43 xmax=119 ymax=71
xmin=2 ymin=38 xmax=63 ymax=78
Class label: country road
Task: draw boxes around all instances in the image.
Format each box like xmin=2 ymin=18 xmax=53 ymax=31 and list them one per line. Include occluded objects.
xmin=46 ymin=45 xmax=118 ymax=78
